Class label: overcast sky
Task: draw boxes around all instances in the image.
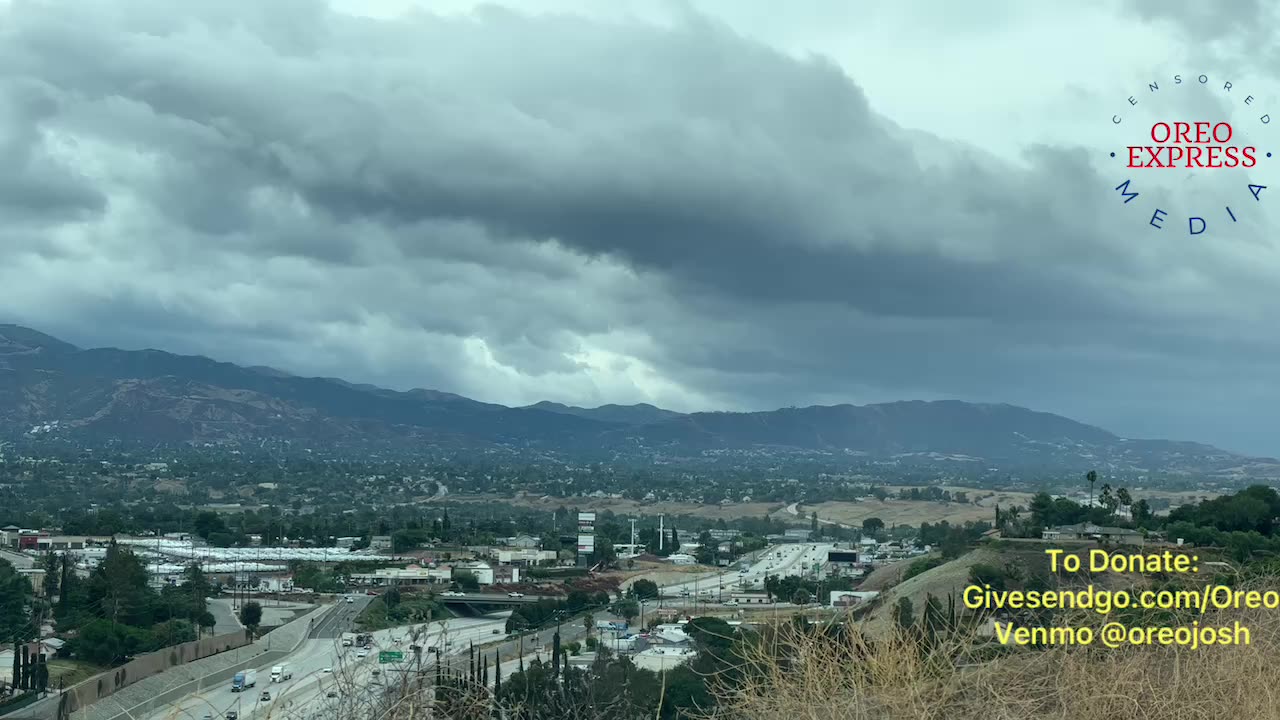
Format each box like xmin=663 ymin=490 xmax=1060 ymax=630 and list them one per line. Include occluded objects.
xmin=3 ymin=0 xmax=1280 ymax=455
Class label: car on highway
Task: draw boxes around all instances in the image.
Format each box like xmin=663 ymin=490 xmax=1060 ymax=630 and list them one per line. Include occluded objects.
xmin=225 ymin=712 xmax=237 ymax=720
xmin=259 ymin=691 xmax=271 ymax=701
xmin=322 ymin=667 xmax=332 ymax=673
xmin=327 ymin=689 xmax=338 ymax=698
xmin=356 ymin=648 xmax=369 ymax=658
xmin=346 ymin=597 xmax=354 ymax=603
xmin=507 ymin=592 xmax=524 ymax=598
xmin=442 ymin=591 xmax=465 ymax=597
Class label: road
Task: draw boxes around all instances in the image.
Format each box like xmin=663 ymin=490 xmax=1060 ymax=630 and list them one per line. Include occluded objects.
xmin=142 ymin=608 xmax=505 ymax=720
xmin=310 ymin=595 xmax=373 ymax=639
xmin=785 ymin=502 xmax=856 ymax=530
xmin=660 ymin=543 xmax=834 ymax=600
xmin=205 ymin=599 xmax=245 ymax=637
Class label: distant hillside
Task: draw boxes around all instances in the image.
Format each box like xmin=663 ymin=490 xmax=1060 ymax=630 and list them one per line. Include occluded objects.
xmin=0 ymin=324 xmax=1272 ymax=474
xmin=526 ymin=401 xmax=684 ymax=425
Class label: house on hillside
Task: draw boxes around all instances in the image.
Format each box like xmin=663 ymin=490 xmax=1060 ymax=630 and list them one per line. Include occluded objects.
xmin=1041 ymin=523 xmax=1143 ymax=545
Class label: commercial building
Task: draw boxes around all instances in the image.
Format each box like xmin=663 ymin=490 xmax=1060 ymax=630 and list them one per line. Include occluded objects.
xmin=350 ymin=565 xmax=452 ymax=587
xmin=494 ymin=549 xmax=557 ymax=566
xmin=455 ymin=561 xmax=495 ymax=586
xmin=503 ymin=535 xmax=541 ymax=549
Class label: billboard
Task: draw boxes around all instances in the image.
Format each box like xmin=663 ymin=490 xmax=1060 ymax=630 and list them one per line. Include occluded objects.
xmin=577 ymin=512 xmax=596 ymax=531
xmin=577 ymin=534 xmax=595 ymax=553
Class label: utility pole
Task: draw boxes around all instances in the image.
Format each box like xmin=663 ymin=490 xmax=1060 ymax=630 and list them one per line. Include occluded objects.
xmin=658 ymin=515 xmax=664 ymax=552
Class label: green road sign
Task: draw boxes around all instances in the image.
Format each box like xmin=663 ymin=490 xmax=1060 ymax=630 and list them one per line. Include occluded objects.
xmin=379 ymin=651 xmax=404 ymax=663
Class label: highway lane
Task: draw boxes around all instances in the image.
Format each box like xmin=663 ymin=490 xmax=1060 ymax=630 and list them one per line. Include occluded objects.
xmin=309 ymin=595 xmax=373 ymax=639
xmin=661 ymin=544 xmax=833 ymax=600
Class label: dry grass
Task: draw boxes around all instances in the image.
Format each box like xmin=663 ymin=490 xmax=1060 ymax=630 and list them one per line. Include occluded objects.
xmin=794 ymin=499 xmax=1002 ymax=527
xmin=707 ymin=598 xmax=1280 ymax=720
xmin=448 ymin=493 xmax=788 ymax=522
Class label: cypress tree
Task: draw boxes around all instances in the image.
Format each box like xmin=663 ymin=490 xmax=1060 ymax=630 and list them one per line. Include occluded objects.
xmin=434 ymin=651 xmax=443 ymax=703
xmin=10 ymin=639 xmax=18 ymax=692
xmin=552 ymin=630 xmax=562 ymax=678
xmin=493 ymin=650 xmax=502 ymax=694
xmin=20 ymin=645 xmax=30 ymax=690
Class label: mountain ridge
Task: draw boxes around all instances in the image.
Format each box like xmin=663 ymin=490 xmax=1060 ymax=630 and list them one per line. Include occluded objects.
xmin=0 ymin=324 xmax=1272 ymax=474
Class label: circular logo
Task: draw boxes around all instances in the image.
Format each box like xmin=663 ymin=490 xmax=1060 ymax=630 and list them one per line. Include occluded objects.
xmin=1110 ymin=73 xmax=1269 ymax=236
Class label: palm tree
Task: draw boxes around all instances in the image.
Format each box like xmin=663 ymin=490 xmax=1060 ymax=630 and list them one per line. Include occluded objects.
xmin=1086 ymin=470 xmax=1098 ymax=513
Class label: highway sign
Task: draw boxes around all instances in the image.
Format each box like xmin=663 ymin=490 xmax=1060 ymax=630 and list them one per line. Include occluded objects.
xmin=379 ymin=651 xmax=404 ymax=663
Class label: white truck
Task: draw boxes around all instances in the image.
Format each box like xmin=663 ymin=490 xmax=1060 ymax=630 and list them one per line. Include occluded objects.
xmin=270 ymin=664 xmax=292 ymax=682
xmin=341 ymin=632 xmax=357 ymax=647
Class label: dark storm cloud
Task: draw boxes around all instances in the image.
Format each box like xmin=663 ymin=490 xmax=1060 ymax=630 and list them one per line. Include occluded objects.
xmin=1 ymin=0 xmax=1279 ymax=453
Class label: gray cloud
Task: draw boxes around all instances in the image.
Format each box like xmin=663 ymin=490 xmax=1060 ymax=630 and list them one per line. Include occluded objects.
xmin=2 ymin=0 xmax=1280 ymax=454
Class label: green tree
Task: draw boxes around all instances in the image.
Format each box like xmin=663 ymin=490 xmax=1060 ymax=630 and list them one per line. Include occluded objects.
xmin=612 ymin=599 xmax=639 ymax=625
xmin=87 ymin=542 xmax=155 ymax=626
xmin=41 ymin=552 xmax=61 ymax=603
xmin=239 ymin=601 xmax=263 ymax=637
xmin=551 ymin=629 xmax=562 ymax=678
xmin=1028 ymin=491 xmax=1055 ymax=529
xmin=452 ymin=570 xmax=479 ymax=591
xmin=894 ymin=597 xmax=915 ymax=632
xmin=1116 ymin=487 xmax=1133 ymax=510
xmin=193 ymin=511 xmax=227 ymax=540
xmin=628 ymin=579 xmax=659 ymax=600
xmin=1132 ymin=499 xmax=1153 ymax=525
xmin=0 ymin=560 xmax=33 ymax=642
xmin=969 ymin=563 xmax=1008 ymax=591
xmin=196 ymin=611 xmax=217 ymax=636
xmin=862 ymin=517 xmax=885 ymax=535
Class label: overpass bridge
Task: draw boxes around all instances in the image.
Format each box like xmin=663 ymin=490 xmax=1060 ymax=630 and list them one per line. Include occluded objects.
xmin=436 ymin=593 xmax=554 ymax=615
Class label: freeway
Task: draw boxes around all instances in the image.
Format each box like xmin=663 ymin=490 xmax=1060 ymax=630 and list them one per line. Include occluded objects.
xmin=660 ymin=543 xmax=834 ymax=600
xmin=144 ymin=612 xmax=508 ymax=720
xmin=309 ymin=595 xmax=373 ymax=639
